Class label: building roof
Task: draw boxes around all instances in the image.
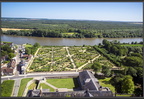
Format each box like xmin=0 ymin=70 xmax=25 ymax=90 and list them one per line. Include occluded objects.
xmin=1 ymin=67 xmax=13 ymax=74
xmin=79 ymin=70 xmax=100 ymax=91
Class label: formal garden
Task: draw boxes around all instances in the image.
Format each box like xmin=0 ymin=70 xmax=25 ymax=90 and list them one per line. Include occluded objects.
xmin=28 ymin=46 xmax=101 ymax=72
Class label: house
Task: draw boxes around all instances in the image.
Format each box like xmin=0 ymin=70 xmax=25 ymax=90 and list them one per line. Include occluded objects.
xmin=1 ymin=59 xmax=16 ymax=75
xmin=7 ymin=59 xmax=16 ymax=69
xmin=1 ymin=67 xmax=14 ymax=75
xmin=18 ymin=59 xmax=26 ymax=74
xmin=1 ymin=55 xmax=9 ymax=63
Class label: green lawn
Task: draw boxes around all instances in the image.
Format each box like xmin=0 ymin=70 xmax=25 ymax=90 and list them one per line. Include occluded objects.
xmin=38 ymin=83 xmax=55 ymax=92
xmin=28 ymin=82 xmax=37 ymax=90
xmin=24 ymin=44 xmax=33 ymax=48
xmin=2 ymin=41 xmax=12 ymax=43
xmin=98 ymin=77 xmax=115 ymax=93
xmin=47 ymin=78 xmax=77 ymax=89
xmin=18 ymin=78 xmax=33 ymax=97
xmin=120 ymin=44 xmax=142 ymax=47
xmin=62 ymin=32 xmax=75 ymax=35
xmin=1 ymin=80 xmax=14 ymax=97
xmin=116 ymin=94 xmax=131 ymax=97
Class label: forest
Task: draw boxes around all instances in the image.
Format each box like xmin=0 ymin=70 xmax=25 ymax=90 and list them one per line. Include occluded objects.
xmin=92 ymin=40 xmax=143 ymax=96
xmin=2 ymin=18 xmax=143 ymax=38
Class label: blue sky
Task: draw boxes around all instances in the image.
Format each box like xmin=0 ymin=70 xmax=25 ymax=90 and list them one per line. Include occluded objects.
xmin=2 ymin=2 xmax=143 ymax=22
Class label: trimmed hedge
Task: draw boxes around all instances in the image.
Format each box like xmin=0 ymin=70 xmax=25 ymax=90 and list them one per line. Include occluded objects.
xmin=93 ymin=46 xmax=120 ymax=66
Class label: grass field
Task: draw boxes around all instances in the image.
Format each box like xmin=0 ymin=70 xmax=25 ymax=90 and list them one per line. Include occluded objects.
xmin=18 ymin=78 xmax=33 ymax=97
xmin=24 ymin=44 xmax=33 ymax=48
xmin=98 ymin=77 xmax=115 ymax=93
xmin=116 ymin=94 xmax=131 ymax=97
xmin=1 ymin=28 xmax=30 ymax=31
xmin=120 ymin=44 xmax=142 ymax=47
xmin=1 ymin=80 xmax=14 ymax=97
xmin=28 ymin=82 xmax=37 ymax=90
xmin=62 ymin=32 xmax=75 ymax=34
xmin=47 ymin=78 xmax=78 ymax=89
xmin=38 ymin=83 xmax=55 ymax=92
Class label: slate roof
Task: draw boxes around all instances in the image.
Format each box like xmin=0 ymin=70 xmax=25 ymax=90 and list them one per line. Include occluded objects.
xmin=79 ymin=70 xmax=100 ymax=91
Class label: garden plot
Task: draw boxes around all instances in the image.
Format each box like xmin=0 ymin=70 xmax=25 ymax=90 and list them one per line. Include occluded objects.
xmin=69 ymin=46 xmax=99 ymax=68
xmin=83 ymin=55 xmax=115 ymax=70
xmin=29 ymin=47 xmax=69 ymax=72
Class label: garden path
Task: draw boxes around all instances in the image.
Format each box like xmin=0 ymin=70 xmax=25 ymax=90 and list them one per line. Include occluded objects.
xmin=12 ymin=79 xmax=21 ymax=97
xmin=43 ymin=81 xmax=57 ymax=90
xmin=65 ymin=47 xmax=76 ymax=69
xmin=77 ymin=54 xmax=101 ymax=70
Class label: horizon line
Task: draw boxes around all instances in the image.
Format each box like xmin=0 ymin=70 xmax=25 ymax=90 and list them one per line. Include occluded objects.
xmin=2 ymin=17 xmax=143 ymax=23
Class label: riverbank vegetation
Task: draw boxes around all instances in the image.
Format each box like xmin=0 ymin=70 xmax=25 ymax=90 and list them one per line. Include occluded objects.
xmin=24 ymin=43 xmax=40 ymax=55
xmin=2 ymin=18 xmax=142 ymax=38
xmin=1 ymin=80 xmax=14 ymax=97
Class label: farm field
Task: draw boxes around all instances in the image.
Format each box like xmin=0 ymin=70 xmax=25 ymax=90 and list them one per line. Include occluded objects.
xmin=1 ymin=28 xmax=30 ymax=31
xmin=28 ymin=46 xmax=102 ymax=72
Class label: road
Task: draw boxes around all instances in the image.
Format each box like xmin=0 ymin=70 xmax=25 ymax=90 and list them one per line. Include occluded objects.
xmin=14 ymin=44 xmax=21 ymax=75
xmin=1 ymin=72 xmax=79 ymax=81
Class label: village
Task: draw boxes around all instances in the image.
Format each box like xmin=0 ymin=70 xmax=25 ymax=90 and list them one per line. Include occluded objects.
xmin=1 ymin=42 xmax=33 ymax=76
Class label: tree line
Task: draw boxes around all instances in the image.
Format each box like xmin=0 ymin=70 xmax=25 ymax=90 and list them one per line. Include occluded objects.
xmin=2 ymin=18 xmax=143 ymax=38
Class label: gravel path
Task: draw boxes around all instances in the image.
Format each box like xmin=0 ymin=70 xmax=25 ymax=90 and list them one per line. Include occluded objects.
xmin=65 ymin=47 xmax=76 ymax=69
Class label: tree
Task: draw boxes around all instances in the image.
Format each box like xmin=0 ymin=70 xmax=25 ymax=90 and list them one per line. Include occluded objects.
xmin=8 ymin=53 xmax=15 ymax=59
xmin=121 ymin=75 xmax=135 ymax=94
xmin=133 ymin=88 xmax=143 ymax=97
xmin=127 ymin=67 xmax=137 ymax=77
xmin=25 ymin=47 xmax=31 ymax=55
xmin=110 ymin=75 xmax=124 ymax=93
xmin=102 ymin=65 xmax=111 ymax=77
xmin=123 ymin=56 xmax=142 ymax=67
xmin=91 ymin=62 xmax=102 ymax=72
xmin=33 ymin=42 xmax=40 ymax=48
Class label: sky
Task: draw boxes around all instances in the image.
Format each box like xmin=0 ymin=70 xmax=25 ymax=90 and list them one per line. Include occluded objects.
xmin=2 ymin=2 xmax=143 ymax=22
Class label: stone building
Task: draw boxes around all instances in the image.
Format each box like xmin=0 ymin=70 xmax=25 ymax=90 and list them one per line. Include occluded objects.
xmin=27 ymin=70 xmax=113 ymax=97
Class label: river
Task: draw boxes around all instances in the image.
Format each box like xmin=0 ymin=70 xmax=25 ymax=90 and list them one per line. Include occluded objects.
xmin=1 ymin=35 xmax=143 ymax=46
